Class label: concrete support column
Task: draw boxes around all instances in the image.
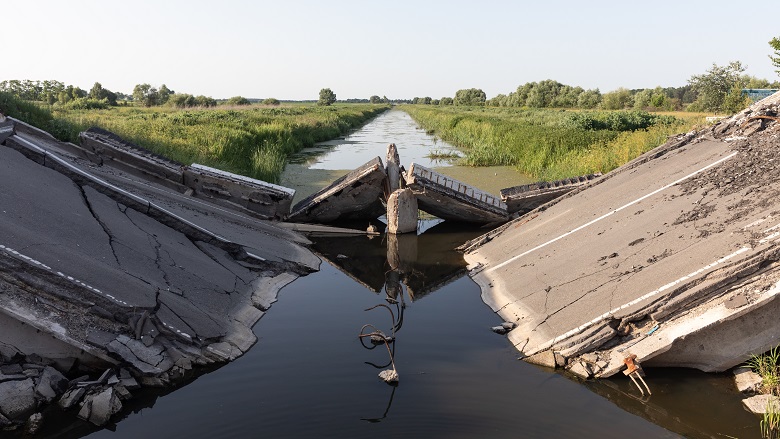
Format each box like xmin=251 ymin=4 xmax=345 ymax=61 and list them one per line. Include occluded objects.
xmin=387 ymin=188 xmax=418 ymax=234
xmin=386 ymin=143 xmax=401 ymax=196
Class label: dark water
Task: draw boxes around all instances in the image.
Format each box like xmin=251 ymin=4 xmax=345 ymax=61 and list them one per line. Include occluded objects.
xmin=61 ymin=221 xmax=760 ymax=439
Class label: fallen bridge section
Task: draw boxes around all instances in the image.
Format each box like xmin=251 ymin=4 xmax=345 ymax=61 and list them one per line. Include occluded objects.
xmin=286 ymin=157 xmax=387 ymax=223
xmin=464 ymin=92 xmax=780 ymax=379
xmin=405 ymin=163 xmax=509 ymax=224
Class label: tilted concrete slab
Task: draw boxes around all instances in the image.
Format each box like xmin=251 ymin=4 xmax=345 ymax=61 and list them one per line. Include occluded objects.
xmin=464 ymin=92 xmax=780 ymax=377
xmin=0 ymin=117 xmax=14 ymax=143
xmin=501 ymin=174 xmax=601 ymax=216
xmin=405 ymin=163 xmax=508 ymax=224
xmin=183 ymin=163 xmax=295 ymax=220
xmin=79 ymin=127 xmax=185 ymax=184
xmin=286 ymin=157 xmax=387 ymax=223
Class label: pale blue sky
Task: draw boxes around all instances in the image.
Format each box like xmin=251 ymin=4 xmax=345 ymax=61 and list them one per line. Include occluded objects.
xmin=6 ymin=0 xmax=779 ymax=100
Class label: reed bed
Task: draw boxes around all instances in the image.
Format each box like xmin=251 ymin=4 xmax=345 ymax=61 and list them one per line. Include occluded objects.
xmin=402 ymin=105 xmax=705 ymax=180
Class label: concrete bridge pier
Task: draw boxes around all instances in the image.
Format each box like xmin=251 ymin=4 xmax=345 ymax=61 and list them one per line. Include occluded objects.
xmin=386 ymin=143 xmax=418 ymax=234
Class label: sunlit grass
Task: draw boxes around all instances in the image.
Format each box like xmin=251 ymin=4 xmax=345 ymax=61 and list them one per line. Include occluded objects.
xmin=15 ymin=101 xmax=389 ymax=183
xmin=401 ymin=105 xmax=705 ymax=180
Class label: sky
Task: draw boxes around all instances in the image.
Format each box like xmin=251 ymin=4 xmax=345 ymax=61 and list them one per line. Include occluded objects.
xmin=6 ymin=0 xmax=779 ymax=100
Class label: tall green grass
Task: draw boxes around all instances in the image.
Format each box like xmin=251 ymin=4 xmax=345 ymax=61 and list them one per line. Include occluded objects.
xmin=0 ymin=94 xmax=389 ymax=183
xmin=402 ymin=105 xmax=705 ymax=180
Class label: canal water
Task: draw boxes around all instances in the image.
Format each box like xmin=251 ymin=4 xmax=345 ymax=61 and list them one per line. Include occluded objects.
xmin=71 ymin=108 xmax=762 ymax=438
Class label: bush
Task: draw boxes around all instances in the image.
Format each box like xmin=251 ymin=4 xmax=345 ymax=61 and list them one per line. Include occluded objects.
xmin=261 ymin=98 xmax=280 ymax=106
xmin=226 ymin=96 xmax=251 ymax=106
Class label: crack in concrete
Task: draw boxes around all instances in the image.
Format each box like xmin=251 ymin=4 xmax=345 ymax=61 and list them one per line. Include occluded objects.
xmin=75 ymin=183 xmax=120 ymax=266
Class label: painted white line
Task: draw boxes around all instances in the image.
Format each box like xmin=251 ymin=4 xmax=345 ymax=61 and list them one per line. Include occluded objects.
xmin=488 ymin=151 xmax=738 ymax=273
xmin=1 ymin=243 xmax=129 ymax=306
xmin=528 ymin=245 xmax=752 ymax=355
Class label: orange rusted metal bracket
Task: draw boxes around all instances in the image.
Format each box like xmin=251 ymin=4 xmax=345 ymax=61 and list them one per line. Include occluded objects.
xmin=623 ymin=354 xmax=652 ymax=396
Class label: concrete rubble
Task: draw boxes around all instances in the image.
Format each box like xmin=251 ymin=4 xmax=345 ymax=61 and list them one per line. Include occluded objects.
xmin=462 ymin=91 xmax=780 ymax=382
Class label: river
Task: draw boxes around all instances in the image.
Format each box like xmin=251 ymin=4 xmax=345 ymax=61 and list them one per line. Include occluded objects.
xmin=73 ymin=108 xmax=761 ymax=438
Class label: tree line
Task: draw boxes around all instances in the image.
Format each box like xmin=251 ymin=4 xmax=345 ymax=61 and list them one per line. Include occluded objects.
xmin=0 ymin=80 xmax=283 ymax=109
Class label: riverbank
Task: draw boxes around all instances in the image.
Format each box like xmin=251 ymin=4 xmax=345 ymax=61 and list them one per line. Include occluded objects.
xmin=402 ymin=105 xmax=707 ymax=180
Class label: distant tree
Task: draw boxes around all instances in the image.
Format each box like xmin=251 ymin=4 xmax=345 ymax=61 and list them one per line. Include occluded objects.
xmin=226 ymin=96 xmax=251 ymax=106
xmin=88 ymin=82 xmax=118 ymax=106
xmin=133 ymin=83 xmax=159 ymax=107
xmin=576 ymin=89 xmax=601 ymax=109
xmin=169 ymin=93 xmax=196 ymax=108
xmin=600 ymin=88 xmax=633 ymax=110
xmin=454 ymin=88 xmax=486 ymax=106
xmin=194 ymin=95 xmax=217 ymax=107
xmin=369 ymin=95 xmax=382 ymax=104
xmin=439 ymin=97 xmax=454 ymax=105
xmin=770 ymin=37 xmax=780 ymax=76
xmin=318 ymin=88 xmax=336 ymax=106
xmin=688 ymin=61 xmax=745 ymax=113
xmin=158 ymin=84 xmax=172 ymax=104
xmin=261 ymin=97 xmax=280 ymax=106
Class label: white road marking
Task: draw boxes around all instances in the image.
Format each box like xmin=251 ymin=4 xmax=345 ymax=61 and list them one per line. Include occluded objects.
xmin=488 ymin=151 xmax=739 ymax=273
xmin=529 ymin=245 xmax=752 ymax=355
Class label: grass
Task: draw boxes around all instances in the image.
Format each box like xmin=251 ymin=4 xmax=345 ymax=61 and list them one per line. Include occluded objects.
xmin=746 ymin=347 xmax=780 ymax=439
xmin=0 ymin=92 xmax=389 ymax=183
xmin=401 ymin=105 xmax=707 ymax=181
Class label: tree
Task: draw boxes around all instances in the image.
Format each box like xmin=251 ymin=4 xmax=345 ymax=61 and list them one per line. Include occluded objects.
xmin=577 ymin=89 xmax=601 ymax=109
xmin=600 ymin=88 xmax=633 ymax=110
xmin=369 ymin=95 xmax=382 ymax=104
xmin=133 ymin=83 xmax=159 ymax=107
xmin=226 ymin=96 xmax=251 ymax=106
xmin=688 ymin=61 xmax=745 ymax=113
xmin=454 ymin=88 xmax=486 ymax=106
xmin=439 ymin=97 xmax=454 ymax=105
xmin=261 ymin=97 xmax=280 ymax=106
xmin=158 ymin=84 xmax=172 ymax=105
xmin=770 ymin=37 xmax=780 ymax=76
xmin=318 ymin=88 xmax=336 ymax=106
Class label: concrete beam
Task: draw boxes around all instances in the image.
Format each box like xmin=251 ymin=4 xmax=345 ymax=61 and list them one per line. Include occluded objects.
xmin=79 ymin=127 xmax=185 ymax=185
xmin=286 ymin=157 xmax=387 ymax=223
xmin=405 ymin=163 xmax=508 ymax=224
xmin=183 ymin=164 xmax=295 ymax=220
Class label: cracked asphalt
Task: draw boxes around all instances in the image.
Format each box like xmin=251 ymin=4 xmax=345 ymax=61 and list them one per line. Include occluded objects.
xmin=464 ymin=94 xmax=780 ymax=375
xmin=0 ymin=125 xmax=320 ymax=378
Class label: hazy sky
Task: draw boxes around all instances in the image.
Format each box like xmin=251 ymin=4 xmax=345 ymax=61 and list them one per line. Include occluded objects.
xmin=6 ymin=1 xmax=779 ymax=100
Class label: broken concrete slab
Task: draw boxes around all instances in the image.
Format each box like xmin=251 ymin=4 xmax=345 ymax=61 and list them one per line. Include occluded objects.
xmin=0 ymin=378 xmax=37 ymax=420
xmin=79 ymin=127 xmax=185 ymax=185
xmin=286 ymin=157 xmax=387 ymax=223
xmin=734 ymin=367 xmax=762 ymax=393
xmin=35 ymin=366 xmax=69 ymax=403
xmin=742 ymin=394 xmax=780 ymax=414
xmin=500 ymin=173 xmax=601 ymax=216
xmin=405 ymin=163 xmax=508 ymax=224
xmin=386 ymin=143 xmax=402 ymax=194
xmin=183 ymin=163 xmax=295 ymax=220
xmin=78 ymin=387 xmax=122 ymax=426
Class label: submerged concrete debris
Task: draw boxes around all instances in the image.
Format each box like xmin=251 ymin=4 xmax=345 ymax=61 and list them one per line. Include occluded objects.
xmin=463 ymin=91 xmax=780 ymax=379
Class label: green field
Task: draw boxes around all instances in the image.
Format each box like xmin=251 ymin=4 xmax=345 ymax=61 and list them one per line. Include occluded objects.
xmin=401 ymin=105 xmax=707 ymax=180
xmin=0 ymin=92 xmax=389 ymax=183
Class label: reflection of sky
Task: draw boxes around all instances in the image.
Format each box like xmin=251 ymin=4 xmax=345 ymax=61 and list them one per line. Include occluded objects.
xmin=288 ymin=109 xmax=462 ymax=170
